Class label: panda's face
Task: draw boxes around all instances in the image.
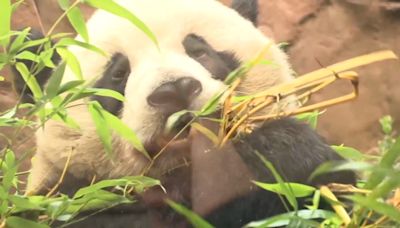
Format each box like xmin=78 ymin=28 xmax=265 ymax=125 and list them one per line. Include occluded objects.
xmin=63 ymin=0 xmax=293 ymax=152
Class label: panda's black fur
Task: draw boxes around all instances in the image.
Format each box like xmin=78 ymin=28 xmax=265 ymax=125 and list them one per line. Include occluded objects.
xmin=12 ymin=0 xmax=355 ymax=227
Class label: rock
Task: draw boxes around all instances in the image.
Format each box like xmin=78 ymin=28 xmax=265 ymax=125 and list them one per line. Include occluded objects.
xmin=257 ymin=0 xmax=400 ymax=151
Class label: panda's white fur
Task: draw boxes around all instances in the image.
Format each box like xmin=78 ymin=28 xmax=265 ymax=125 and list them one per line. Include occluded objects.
xmin=27 ymin=0 xmax=294 ymax=194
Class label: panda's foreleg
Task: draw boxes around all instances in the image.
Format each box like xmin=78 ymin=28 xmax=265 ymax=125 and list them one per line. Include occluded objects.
xmin=26 ymin=154 xmax=60 ymax=195
xmin=203 ymin=117 xmax=355 ymax=227
xmin=234 ymin=117 xmax=356 ymax=185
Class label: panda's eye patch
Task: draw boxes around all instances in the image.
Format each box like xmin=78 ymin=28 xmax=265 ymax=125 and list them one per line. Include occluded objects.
xmin=183 ymin=34 xmax=209 ymax=59
xmin=108 ymin=53 xmax=131 ymax=82
xmin=91 ymin=53 xmax=130 ymax=115
xmin=182 ymin=34 xmax=240 ymax=81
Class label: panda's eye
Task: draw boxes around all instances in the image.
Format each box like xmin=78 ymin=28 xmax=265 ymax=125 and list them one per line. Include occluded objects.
xmin=190 ymin=49 xmax=208 ymax=59
xmin=108 ymin=53 xmax=131 ymax=82
xmin=111 ymin=69 xmax=130 ymax=82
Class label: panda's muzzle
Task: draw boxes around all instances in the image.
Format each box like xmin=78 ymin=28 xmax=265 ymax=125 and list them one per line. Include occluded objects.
xmin=147 ymin=77 xmax=202 ymax=116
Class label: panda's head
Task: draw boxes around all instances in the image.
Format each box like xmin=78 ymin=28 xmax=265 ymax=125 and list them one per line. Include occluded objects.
xmin=62 ymin=0 xmax=293 ymax=153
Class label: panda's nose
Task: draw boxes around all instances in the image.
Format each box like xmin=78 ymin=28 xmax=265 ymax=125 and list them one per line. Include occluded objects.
xmin=147 ymin=77 xmax=202 ymax=115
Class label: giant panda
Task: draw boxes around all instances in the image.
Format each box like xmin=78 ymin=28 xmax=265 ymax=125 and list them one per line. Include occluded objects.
xmin=12 ymin=0 xmax=356 ymax=227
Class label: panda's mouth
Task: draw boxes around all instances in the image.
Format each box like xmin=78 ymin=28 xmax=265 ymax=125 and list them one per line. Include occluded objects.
xmin=146 ymin=113 xmax=195 ymax=155
xmin=165 ymin=112 xmax=195 ymax=139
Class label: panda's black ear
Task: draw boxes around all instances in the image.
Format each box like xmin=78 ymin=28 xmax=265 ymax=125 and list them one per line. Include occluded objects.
xmin=231 ymin=0 xmax=258 ymax=26
xmin=10 ymin=29 xmax=60 ymax=103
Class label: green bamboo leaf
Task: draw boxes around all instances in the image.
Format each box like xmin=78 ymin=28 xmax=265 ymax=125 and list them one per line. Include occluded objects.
xmin=0 ymin=30 xmax=21 ymax=40
xmin=348 ymin=194 xmax=400 ymax=223
xmin=15 ymin=62 xmax=44 ymax=99
xmin=224 ymin=64 xmax=249 ymax=85
xmin=365 ymin=137 xmax=400 ymax=189
xmin=253 ymin=181 xmax=316 ymax=198
xmin=74 ymin=176 xmax=160 ymax=198
xmin=368 ymin=171 xmax=400 ymax=199
xmin=379 ymin=115 xmax=393 ymax=135
xmin=0 ymin=0 xmax=11 ymax=46
xmin=38 ymin=48 xmax=57 ymax=68
xmin=74 ymin=179 xmax=130 ymax=199
xmin=166 ymin=199 xmax=214 ymax=228
xmin=86 ymin=88 xmax=125 ymax=102
xmin=296 ymin=111 xmax=321 ymax=129
xmin=164 ymin=110 xmax=191 ymax=135
xmin=46 ymin=62 xmax=67 ymax=98
xmin=57 ymin=80 xmax=85 ymax=94
xmin=199 ymin=90 xmax=226 ymax=116
xmin=11 ymin=0 xmax=24 ymax=12
xmin=9 ymin=27 xmax=30 ymax=53
xmin=331 ymin=145 xmax=364 ymax=161
xmin=100 ymin=107 xmax=149 ymax=159
xmin=52 ymin=112 xmax=80 ymax=129
xmin=56 ymin=37 xmax=106 ymax=56
xmin=309 ymin=161 xmax=372 ymax=181
xmin=14 ymin=48 xmax=55 ymax=69
xmin=67 ymin=190 xmax=131 ymax=213
xmin=254 ymin=151 xmax=298 ymax=210
xmin=57 ymin=0 xmax=69 ymax=10
xmin=308 ymin=190 xmax=321 ymax=210
xmin=9 ymin=195 xmax=44 ymax=212
xmin=82 ymin=0 xmax=158 ymax=48
xmin=17 ymin=37 xmax=50 ymax=53
xmin=66 ymin=7 xmax=89 ymax=42
xmin=245 ymin=209 xmax=337 ymax=228
xmin=2 ymin=150 xmax=17 ymax=190
xmin=14 ymin=50 xmax=39 ymax=62
xmin=6 ymin=217 xmax=49 ymax=228
xmin=88 ymin=102 xmax=112 ymax=155
xmin=47 ymin=198 xmax=71 ymax=220
xmin=57 ymin=47 xmax=83 ymax=79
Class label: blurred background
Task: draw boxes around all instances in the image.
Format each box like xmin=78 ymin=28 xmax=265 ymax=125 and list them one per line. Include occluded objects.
xmin=1 ymin=0 xmax=399 ymax=156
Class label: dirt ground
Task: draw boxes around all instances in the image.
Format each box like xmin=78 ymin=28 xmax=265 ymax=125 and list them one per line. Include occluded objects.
xmin=1 ymin=0 xmax=399 ymax=157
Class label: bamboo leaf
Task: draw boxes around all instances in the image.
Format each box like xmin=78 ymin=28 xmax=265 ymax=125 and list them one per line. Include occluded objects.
xmin=6 ymin=217 xmax=49 ymax=228
xmin=74 ymin=176 xmax=160 ymax=198
xmin=365 ymin=137 xmax=400 ymax=189
xmin=57 ymin=47 xmax=83 ymax=79
xmin=309 ymin=161 xmax=372 ymax=181
xmin=82 ymin=0 xmax=158 ymax=48
xmin=348 ymin=194 xmax=400 ymax=223
xmin=253 ymin=181 xmax=315 ymax=198
xmin=331 ymin=145 xmax=364 ymax=161
xmin=46 ymin=62 xmax=67 ymax=98
xmin=254 ymin=151 xmax=298 ymax=210
xmin=67 ymin=6 xmax=89 ymax=42
xmin=9 ymin=27 xmax=30 ymax=53
xmin=15 ymin=62 xmax=44 ymax=99
xmin=166 ymin=200 xmax=214 ymax=228
xmin=57 ymin=80 xmax=85 ymax=94
xmin=88 ymin=102 xmax=112 ymax=155
xmin=0 ymin=0 xmax=11 ymax=46
xmin=57 ymin=0 xmax=69 ymax=10
xmin=56 ymin=38 xmax=106 ymax=56
xmin=245 ymin=209 xmax=337 ymax=228
xmin=86 ymin=88 xmax=125 ymax=102
xmin=199 ymin=90 xmax=225 ymax=116
xmin=164 ymin=110 xmax=191 ymax=135
xmin=191 ymin=122 xmax=219 ymax=145
xmin=100 ymin=107 xmax=149 ymax=159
